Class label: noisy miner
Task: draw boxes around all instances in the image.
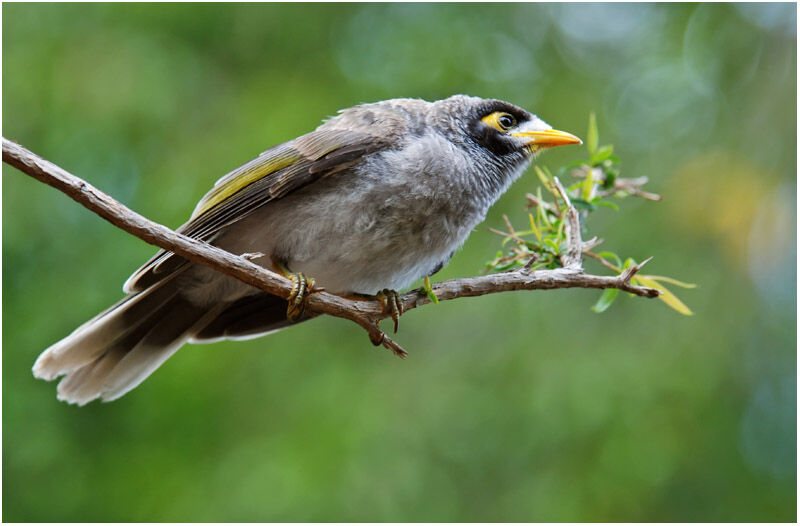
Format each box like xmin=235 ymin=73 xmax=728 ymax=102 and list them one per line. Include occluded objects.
xmin=33 ymin=95 xmax=581 ymax=405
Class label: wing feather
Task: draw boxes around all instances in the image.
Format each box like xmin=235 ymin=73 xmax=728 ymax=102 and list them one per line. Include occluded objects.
xmin=123 ymin=129 xmax=390 ymax=293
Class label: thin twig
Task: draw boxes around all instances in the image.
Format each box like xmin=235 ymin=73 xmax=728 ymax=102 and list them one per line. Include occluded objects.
xmin=487 ymin=226 xmax=526 ymax=245
xmin=584 ymin=250 xmax=621 ymax=273
xmin=582 ymin=236 xmax=603 ymax=252
xmin=502 ymin=214 xmax=527 ymax=244
xmin=553 ymin=176 xmax=583 ymax=268
xmin=572 ymin=166 xmax=662 ymax=201
xmin=523 ymin=252 xmax=541 ymax=271
xmin=525 ymin=193 xmax=555 ymax=212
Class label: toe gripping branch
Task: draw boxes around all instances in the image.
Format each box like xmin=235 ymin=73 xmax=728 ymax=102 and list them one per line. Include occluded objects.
xmin=377 ymin=288 xmax=403 ymax=333
xmin=286 ymin=272 xmax=316 ymax=322
xmin=272 ymin=260 xmax=318 ymax=322
xmin=271 ymin=260 xmax=406 ymax=357
xmin=339 ymin=289 xmax=408 ymax=358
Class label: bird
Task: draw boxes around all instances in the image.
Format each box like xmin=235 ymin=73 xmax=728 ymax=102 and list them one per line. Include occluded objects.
xmin=32 ymin=95 xmax=581 ymax=405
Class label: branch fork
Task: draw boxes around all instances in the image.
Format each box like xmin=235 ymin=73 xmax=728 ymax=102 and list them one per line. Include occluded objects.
xmin=2 ymin=137 xmax=661 ymax=358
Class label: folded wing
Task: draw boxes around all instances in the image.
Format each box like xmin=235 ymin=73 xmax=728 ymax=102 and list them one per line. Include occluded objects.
xmin=123 ymin=129 xmax=390 ymax=293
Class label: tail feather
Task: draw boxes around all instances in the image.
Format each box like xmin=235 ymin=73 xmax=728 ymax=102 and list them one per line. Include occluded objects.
xmin=48 ymin=296 xmax=219 ymax=406
xmin=33 ymin=271 xmax=216 ymax=405
xmin=191 ymin=293 xmax=299 ymax=343
xmin=34 ymin=276 xmax=300 ymax=405
xmin=32 ymin=281 xmax=181 ymax=381
xmin=53 ymin=303 xmax=170 ymax=401
xmin=56 ymin=347 xmax=128 ymax=405
xmin=93 ymin=301 xmax=219 ymax=402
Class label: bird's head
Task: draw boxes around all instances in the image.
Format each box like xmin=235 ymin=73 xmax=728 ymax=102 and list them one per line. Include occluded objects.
xmin=325 ymin=95 xmax=581 ymax=199
xmin=329 ymin=95 xmax=580 ymax=162
xmin=432 ymin=94 xmax=581 ymax=160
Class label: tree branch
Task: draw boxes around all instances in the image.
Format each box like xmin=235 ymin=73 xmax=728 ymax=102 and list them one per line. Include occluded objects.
xmin=572 ymin=166 xmax=662 ymax=201
xmin=2 ymin=137 xmax=661 ymax=357
xmin=553 ymin=176 xmax=583 ymax=268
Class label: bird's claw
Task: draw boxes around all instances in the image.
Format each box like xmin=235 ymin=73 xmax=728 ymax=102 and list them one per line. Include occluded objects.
xmin=376 ymin=288 xmax=403 ymax=333
xmin=286 ymin=272 xmax=315 ymax=322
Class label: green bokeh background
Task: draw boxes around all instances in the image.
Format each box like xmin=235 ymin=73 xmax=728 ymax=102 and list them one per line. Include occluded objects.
xmin=3 ymin=3 xmax=796 ymax=521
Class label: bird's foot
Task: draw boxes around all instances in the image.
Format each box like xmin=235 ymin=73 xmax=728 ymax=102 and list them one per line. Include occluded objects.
xmin=376 ymin=289 xmax=403 ymax=333
xmin=344 ymin=289 xmax=404 ymax=333
xmin=273 ymin=261 xmax=319 ymax=322
xmin=286 ymin=272 xmax=316 ymax=322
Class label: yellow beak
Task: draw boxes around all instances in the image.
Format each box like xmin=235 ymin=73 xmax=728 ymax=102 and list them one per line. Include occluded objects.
xmin=511 ymin=129 xmax=582 ymax=149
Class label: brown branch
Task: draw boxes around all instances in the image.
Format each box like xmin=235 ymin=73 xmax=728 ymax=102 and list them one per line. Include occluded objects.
xmin=2 ymin=137 xmax=661 ymax=357
xmin=584 ymin=250 xmax=621 ymax=273
xmin=553 ymin=176 xmax=583 ymax=268
xmin=524 ymin=192 xmax=555 ymax=212
xmin=572 ymin=166 xmax=662 ymax=201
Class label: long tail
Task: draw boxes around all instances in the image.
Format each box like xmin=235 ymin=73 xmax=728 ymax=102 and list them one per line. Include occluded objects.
xmin=33 ymin=276 xmax=220 ymax=405
xmin=33 ymin=277 xmax=302 ymax=405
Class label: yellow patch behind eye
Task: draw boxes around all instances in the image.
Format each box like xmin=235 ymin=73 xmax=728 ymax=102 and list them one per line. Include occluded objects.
xmin=481 ymin=111 xmax=514 ymax=132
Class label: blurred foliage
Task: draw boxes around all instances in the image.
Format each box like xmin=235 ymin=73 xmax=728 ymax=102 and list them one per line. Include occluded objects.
xmin=2 ymin=3 xmax=796 ymax=522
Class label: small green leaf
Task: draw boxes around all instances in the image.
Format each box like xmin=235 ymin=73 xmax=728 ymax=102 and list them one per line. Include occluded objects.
xmin=528 ymin=212 xmax=542 ymax=244
xmin=596 ymin=251 xmax=622 ymax=269
xmin=554 ymin=217 xmax=565 ymax=242
xmin=423 ymin=275 xmax=439 ymax=304
xmin=633 ymin=276 xmax=693 ymax=316
xmin=542 ymin=167 xmax=561 ymax=197
xmin=535 ymin=187 xmax=553 ymax=227
xmin=591 ymin=288 xmax=619 ymax=313
xmin=535 ymin=165 xmax=549 ymax=184
xmin=642 ymin=275 xmax=698 ymax=289
xmin=601 ymin=163 xmax=619 ymax=188
xmin=581 ymin=168 xmax=594 ymax=200
xmin=591 ymin=144 xmax=614 ymax=165
xmin=594 ymin=200 xmax=620 ymax=211
xmin=571 ymin=198 xmax=597 ymax=212
xmin=544 ymin=238 xmax=560 ymax=253
xmin=587 ymin=112 xmax=599 ymax=155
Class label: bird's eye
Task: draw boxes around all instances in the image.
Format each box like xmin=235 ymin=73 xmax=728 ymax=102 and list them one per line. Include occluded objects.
xmin=498 ymin=114 xmax=515 ymax=129
xmin=481 ymin=111 xmax=517 ymax=132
